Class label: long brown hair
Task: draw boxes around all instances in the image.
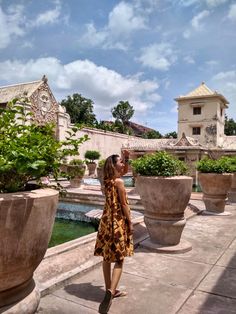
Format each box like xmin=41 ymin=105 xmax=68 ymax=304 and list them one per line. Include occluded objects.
xmin=103 ymin=154 xmax=119 ymax=182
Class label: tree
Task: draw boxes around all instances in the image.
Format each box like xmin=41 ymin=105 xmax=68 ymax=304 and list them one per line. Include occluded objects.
xmin=111 ymin=101 xmax=134 ymax=125
xmin=60 ymin=93 xmax=97 ymax=126
xmin=142 ymin=130 xmax=162 ymax=139
xmin=225 ymin=115 xmax=236 ymax=135
xmin=164 ymin=131 xmax=177 ymax=138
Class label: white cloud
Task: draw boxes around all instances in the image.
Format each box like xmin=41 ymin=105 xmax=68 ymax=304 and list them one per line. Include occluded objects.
xmin=0 ymin=57 xmax=161 ymax=119
xmin=29 ymin=2 xmax=62 ymax=27
xmin=80 ymin=1 xmax=148 ymax=50
xmin=137 ymin=43 xmax=177 ymax=71
xmin=0 ymin=4 xmax=25 ymax=49
xmin=228 ymin=4 xmax=236 ymax=22
xmin=213 ymin=70 xmax=236 ymax=80
xmin=191 ymin=10 xmax=210 ymax=30
xmin=206 ymin=0 xmax=229 ymax=7
xmin=184 ymin=56 xmax=195 ymax=64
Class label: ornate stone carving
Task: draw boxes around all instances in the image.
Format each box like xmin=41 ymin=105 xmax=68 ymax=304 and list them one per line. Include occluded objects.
xmin=30 ymin=84 xmax=58 ymax=125
xmin=205 ymin=124 xmax=217 ymax=135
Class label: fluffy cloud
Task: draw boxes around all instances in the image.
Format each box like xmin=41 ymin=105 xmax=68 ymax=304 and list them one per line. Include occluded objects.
xmin=0 ymin=57 xmax=161 ymax=119
xmin=206 ymin=0 xmax=229 ymax=7
xmin=228 ymin=4 xmax=236 ymax=22
xmin=191 ymin=10 xmax=210 ymax=30
xmin=137 ymin=43 xmax=177 ymax=71
xmin=80 ymin=1 xmax=148 ymax=50
xmin=31 ymin=5 xmax=61 ymax=27
xmin=183 ymin=10 xmax=210 ymax=38
xmin=0 ymin=4 xmax=25 ymax=49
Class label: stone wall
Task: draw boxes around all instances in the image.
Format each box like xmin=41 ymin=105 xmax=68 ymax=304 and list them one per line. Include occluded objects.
xmin=57 ymin=105 xmax=137 ymax=161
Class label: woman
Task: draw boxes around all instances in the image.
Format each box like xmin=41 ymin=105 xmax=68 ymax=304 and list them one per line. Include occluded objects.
xmin=94 ymin=151 xmax=134 ymax=314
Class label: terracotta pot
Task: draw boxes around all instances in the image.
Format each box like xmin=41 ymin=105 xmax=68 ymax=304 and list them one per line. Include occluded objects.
xmin=136 ymin=176 xmax=192 ymax=246
xmin=87 ymin=162 xmax=97 ymax=176
xmin=228 ymin=173 xmax=236 ymax=203
xmin=199 ymin=173 xmax=232 ymax=213
xmin=97 ymin=167 xmax=105 ymax=194
xmin=0 ymin=188 xmax=59 ymax=313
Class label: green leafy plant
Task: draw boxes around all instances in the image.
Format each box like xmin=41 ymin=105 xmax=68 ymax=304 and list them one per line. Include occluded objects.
xmin=0 ymin=98 xmax=89 ymax=193
xmin=84 ymin=150 xmax=101 ymax=163
xmin=98 ymin=159 xmax=106 ymax=168
xmin=131 ymin=151 xmax=188 ymax=176
xmin=66 ymin=159 xmax=86 ymax=178
xmin=197 ymin=156 xmax=236 ymax=173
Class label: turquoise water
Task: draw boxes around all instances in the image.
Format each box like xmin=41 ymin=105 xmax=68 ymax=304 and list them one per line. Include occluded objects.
xmin=49 ymin=218 xmax=96 ymax=248
xmin=83 ymin=176 xmax=134 ymax=187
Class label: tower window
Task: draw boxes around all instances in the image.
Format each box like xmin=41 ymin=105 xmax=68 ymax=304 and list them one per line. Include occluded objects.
xmin=220 ymin=108 xmax=223 ymax=116
xmin=193 ymin=107 xmax=201 ymax=115
xmin=192 ymin=127 xmax=201 ymax=135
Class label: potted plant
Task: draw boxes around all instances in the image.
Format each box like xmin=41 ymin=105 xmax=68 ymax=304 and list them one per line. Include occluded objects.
xmin=97 ymin=159 xmax=106 ymax=194
xmin=66 ymin=159 xmax=86 ymax=188
xmin=131 ymin=151 xmax=192 ymax=253
xmin=197 ymin=156 xmax=233 ymax=214
xmin=84 ymin=150 xmax=101 ymax=176
xmin=0 ymin=99 xmax=88 ymax=313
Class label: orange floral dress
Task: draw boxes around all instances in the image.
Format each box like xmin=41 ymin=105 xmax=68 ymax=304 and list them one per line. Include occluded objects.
xmin=94 ymin=178 xmax=134 ymax=262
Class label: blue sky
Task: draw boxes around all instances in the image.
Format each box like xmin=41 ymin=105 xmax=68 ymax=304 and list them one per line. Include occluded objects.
xmin=0 ymin=0 xmax=235 ymax=134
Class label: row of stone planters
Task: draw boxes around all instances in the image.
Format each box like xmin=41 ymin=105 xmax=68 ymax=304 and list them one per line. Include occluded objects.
xmin=131 ymin=153 xmax=236 ymax=253
xmin=0 ymin=99 xmax=88 ymax=314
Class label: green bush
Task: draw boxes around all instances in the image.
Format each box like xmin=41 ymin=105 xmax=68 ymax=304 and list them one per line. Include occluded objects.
xmin=84 ymin=150 xmax=100 ymax=163
xmin=66 ymin=160 xmax=85 ymax=178
xmin=197 ymin=156 xmax=236 ymax=173
xmin=98 ymin=159 xmax=106 ymax=168
xmin=131 ymin=151 xmax=188 ymax=177
xmin=69 ymin=159 xmax=84 ymax=166
xmin=0 ymin=98 xmax=88 ymax=193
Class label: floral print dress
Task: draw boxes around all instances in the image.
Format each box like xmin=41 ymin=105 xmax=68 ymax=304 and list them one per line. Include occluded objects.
xmin=94 ymin=178 xmax=133 ymax=262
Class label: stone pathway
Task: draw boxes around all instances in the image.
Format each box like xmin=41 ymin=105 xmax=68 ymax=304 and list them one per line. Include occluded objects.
xmin=37 ymin=202 xmax=236 ymax=314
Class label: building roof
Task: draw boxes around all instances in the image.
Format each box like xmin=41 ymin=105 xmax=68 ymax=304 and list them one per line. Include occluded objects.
xmin=175 ymin=82 xmax=229 ymax=106
xmin=123 ymin=138 xmax=176 ymax=151
xmin=0 ymin=76 xmax=47 ymax=104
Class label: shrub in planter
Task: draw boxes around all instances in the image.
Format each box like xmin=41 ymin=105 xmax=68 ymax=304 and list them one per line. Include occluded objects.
xmin=67 ymin=159 xmax=86 ymax=187
xmin=97 ymin=159 xmax=106 ymax=194
xmin=131 ymin=151 xmax=192 ymax=252
xmin=0 ymin=98 xmax=88 ymax=313
xmin=84 ymin=150 xmax=101 ymax=175
xmin=197 ymin=157 xmax=233 ymax=213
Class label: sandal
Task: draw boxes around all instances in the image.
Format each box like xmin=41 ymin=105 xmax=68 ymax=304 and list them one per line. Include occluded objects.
xmin=99 ymin=290 xmax=113 ymax=313
xmin=113 ymin=290 xmax=127 ymax=298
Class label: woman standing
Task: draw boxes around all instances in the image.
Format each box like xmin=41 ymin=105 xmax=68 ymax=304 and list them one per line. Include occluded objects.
xmin=94 ymin=151 xmax=134 ymax=314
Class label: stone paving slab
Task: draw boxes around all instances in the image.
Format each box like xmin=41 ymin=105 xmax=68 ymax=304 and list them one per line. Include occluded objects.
xmin=178 ymin=291 xmax=236 ymax=314
xmin=37 ymin=202 xmax=236 ymax=314
xmin=198 ymin=265 xmax=236 ymax=299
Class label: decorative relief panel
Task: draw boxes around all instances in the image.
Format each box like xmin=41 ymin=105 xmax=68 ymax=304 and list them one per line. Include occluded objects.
xmin=30 ymin=84 xmax=58 ymax=125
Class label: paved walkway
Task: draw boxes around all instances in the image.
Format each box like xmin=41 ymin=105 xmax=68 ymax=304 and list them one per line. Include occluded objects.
xmin=37 ymin=202 xmax=236 ymax=314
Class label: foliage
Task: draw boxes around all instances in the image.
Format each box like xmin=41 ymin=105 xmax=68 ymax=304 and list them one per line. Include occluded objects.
xmin=84 ymin=150 xmax=101 ymax=163
xmin=98 ymin=159 xmax=106 ymax=168
xmin=0 ymin=98 xmax=88 ymax=193
xmin=95 ymin=120 xmax=118 ymax=132
xmin=131 ymin=151 xmax=188 ymax=177
xmin=60 ymin=93 xmax=97 ymax=126
xmin=164 ymin=131 xmax=177 ymax=139
xmin=224 ymin=115 xmax=236 ymax=136
xmin=111 ymin=101 xmax=134 ymax=125
xmin=197 ymin=156 xmax=236 ymax=173
xmin=142 ymin=130 xmax=162 ymax=139
xmin=67 ymin=159 xmax=86 ymax=178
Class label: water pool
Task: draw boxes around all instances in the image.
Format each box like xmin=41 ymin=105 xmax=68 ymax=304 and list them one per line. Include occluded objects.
xmin=83 ymin=176 xmax=135 ymax=187
xmin=49 ymin=218 xmax=96 ymax=248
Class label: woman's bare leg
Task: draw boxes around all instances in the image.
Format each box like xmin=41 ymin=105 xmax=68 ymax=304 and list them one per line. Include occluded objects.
xmin=110 ymin=260 xmax=124 ymax=295
xmin=103 ymin=261 xmax=111 ymax=290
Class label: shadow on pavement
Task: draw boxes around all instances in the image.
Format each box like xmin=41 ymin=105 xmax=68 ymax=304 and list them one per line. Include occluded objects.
xmin=64 ymin=282 xmax=104 ymax=303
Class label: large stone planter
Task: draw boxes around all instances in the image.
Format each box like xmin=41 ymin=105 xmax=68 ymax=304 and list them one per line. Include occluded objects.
xmin=199 ymin=173 xmax=232 ymax=213
xmin=97 ymin=167 xmax=104 ymax=194
xmin=228 ymin=173 xmax=236 ymax=203
xmin=136 ymin=176 xmax=192 ymax=253
xmin=87 ymin=162 xmax=96 ymax=176
xmin=0 ymin=188 xmax=59 ymax=314
xmin=66 ymin=164 xmax=85 ymax=188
